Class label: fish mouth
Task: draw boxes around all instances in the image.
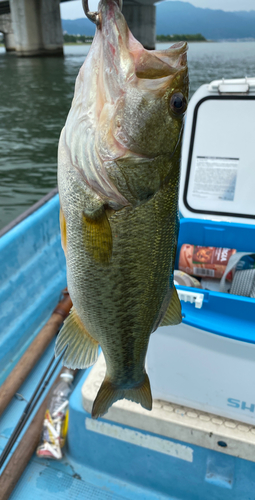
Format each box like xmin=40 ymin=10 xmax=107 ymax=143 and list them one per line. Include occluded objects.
xmin=66 ymin=0 xmax=188 ymax=209
xmin=152 ymin=41 xmax=188 ymax=73
xmin=133 ymin=41 xmax=188 ymax=81
xmin=97 ymin=0 xmax=188 ymax=86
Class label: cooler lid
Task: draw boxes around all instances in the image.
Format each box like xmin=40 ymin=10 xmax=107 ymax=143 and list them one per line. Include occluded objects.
xmin=179 ymin=77 xmax=255 ymax=225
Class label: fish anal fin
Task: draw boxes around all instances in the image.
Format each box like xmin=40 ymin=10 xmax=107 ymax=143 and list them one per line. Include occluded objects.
xmin=55 ymin=307 xmax=98 ymax=369
xmin=60 ymin=208 xmax=67 ymax=255
xmin=92 ymin=373 xmax=152 ymax=419
xmin=83 ymin=207 xmax=112 ymax=265
xmin=160 ymin=286 xmax=182 ymax=326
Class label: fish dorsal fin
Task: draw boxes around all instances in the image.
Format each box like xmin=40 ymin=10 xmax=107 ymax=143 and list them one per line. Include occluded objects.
xmin=55 ymin=307 xmax=98 ymax=369
xmin=92 ymin=373 xmax=152 ymax=419
xmin=82 ymin=207 xmax=112 ymax=265
xmin=160 ymin=286 xmax=182 ymax=327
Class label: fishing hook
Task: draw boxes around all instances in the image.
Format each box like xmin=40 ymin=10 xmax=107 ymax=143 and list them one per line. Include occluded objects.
xmin=82 ymin=0 xmax=100 ymax=26
xmin=82 ymin=0 xmax=123 ymax=26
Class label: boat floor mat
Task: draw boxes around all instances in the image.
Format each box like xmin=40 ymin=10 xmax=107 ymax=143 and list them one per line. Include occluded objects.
xmin=9 ymin=460 xmax=127 ymax=500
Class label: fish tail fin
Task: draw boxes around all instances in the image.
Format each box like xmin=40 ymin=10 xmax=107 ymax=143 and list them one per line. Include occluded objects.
xmin=92 ymin=373 xmax=152 ymax=419
xmin=55 ymin=307 xmax=98 ymax=369
xmin=124 ymin=373 xmax=152 ymax=410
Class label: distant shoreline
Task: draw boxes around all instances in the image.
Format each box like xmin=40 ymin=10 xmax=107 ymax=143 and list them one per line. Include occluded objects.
xmin=156 ymin=34 xmax=206 ymax=42
xmin=62 ymin=42 xmax=208 ymax=46
xmin=64 ymin=42 xmax=91 ymax=45
xmin=1 ymin=40 xmax=255 ymax=50
xmin=62 ymin=33 xmax=208 ymax=44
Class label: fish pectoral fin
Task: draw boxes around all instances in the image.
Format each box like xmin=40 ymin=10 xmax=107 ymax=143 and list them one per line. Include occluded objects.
xmin=55 ymin=307 xmax=98 ymax=369
xmin=60 ymin=208 xmax=67 ymax=255
xmin=92 ymin=373 xmax=152 ymax=419
xmin=160 ymin=286 xmax=182 ymax=326
xmin=83 ymin=206 xmax=112 ymax=265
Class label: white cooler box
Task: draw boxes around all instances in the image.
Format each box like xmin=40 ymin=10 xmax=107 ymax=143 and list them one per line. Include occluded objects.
xmin=147 ymin=78 xmax=255 ymax=425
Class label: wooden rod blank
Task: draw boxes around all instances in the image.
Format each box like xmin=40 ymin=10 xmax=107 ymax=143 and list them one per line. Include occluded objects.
xmin=0 ymin=291 xmax=72 ymax=417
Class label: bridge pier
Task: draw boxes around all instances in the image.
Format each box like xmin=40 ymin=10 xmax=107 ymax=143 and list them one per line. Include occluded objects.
xmin=4 ymin=30 xmax=15 ymax=51
xmin=123 ymin=1 xmax=156 ymax=50
xmin=0 ymin=0 xmax=157 ymax=56
xmin=9 ymin=0 xmax=63 ymax=57
xmin=0 ymin=13 xmax=15 ymax=52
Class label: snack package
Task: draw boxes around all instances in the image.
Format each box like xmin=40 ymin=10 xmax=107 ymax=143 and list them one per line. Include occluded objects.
xmin=179 ymin=244 xmax=236 ymax=280
xmin=174 ymin=270 xmax=202 ymax=288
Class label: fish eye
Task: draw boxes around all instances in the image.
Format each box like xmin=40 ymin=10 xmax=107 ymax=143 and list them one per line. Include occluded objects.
xmin=169 ymin=92 xmax=187 ymax=115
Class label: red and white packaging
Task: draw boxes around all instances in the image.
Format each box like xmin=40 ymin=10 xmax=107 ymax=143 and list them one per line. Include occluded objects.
xmin=179 ymin=244 xmax=236 ymax=280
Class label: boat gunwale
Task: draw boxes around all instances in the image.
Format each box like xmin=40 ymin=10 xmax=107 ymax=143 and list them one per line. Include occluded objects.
xmin=0 ymin=187 xmax=58 ymax=238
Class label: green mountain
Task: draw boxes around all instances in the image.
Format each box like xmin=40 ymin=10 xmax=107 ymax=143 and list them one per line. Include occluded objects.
xmin=61 ymin=1 xmax=255 ymax=40
xmin=62 ymin=18 xmax=95 ymax=37
xmin=156 ymin=1 xmax=255 ymax=40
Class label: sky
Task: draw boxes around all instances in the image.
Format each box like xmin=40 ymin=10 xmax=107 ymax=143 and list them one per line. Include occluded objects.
xmin=60 ymin=0 xmax=255 ymax=19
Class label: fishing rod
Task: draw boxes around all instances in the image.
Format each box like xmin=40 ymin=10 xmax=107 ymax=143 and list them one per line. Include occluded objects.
xmin=0 ymin=289 xmax=72 ymax=417
xmin=0 ymin=347 xmax=67 ymax=470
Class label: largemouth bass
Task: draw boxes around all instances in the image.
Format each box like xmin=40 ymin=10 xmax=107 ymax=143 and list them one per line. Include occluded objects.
xmin=56 ymin=0 xmax=189 ymax=419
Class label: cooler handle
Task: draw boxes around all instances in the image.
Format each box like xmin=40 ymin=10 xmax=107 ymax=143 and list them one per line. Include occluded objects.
xmin=177 ymin=290 xmax=204 ymax=309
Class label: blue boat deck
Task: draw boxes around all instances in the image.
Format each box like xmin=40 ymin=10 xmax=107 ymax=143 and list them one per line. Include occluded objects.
xmin=2 ymin=344 xmax=255 ymax=500
xmin=8 ymin=446 xmax=169 ymax=500
xmin=0 ymin=341 xmax=169 ymax=500
xmin=1 ymin=192 xmax=255 ymax=500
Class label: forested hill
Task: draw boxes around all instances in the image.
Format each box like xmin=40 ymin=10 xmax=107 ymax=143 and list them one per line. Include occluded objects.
xmin=156 ymin=1 xmax=255 ymax=40
xmin=62 ymin=18 xmax=95 ymax=37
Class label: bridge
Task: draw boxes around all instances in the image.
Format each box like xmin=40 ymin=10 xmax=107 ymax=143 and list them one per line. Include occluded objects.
xmin=0 ymin=0 xmax=158 ymax=56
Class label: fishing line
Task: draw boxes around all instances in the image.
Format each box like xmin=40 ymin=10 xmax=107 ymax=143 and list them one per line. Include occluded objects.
xmin=0 ymin=347 xmax=67 ymax=470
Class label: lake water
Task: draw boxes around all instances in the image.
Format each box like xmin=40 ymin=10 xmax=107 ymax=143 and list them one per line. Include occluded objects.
xmin=1 ymin=41 xmax=255 ymax=229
